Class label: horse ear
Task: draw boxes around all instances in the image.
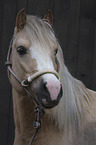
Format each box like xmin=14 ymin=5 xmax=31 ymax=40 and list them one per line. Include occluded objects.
xmin=44 ymin=10 xmax=53 ymax=25
xmin=16 ymin=8 xmax=26 ymax=31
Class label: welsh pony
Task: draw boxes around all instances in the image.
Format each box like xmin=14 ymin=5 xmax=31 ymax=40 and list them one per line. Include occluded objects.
xmin=6 ymin=9 xmax=96 ymax=145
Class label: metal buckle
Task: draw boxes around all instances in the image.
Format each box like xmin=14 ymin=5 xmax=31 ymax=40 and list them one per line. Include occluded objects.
xmin=5 ymin=61 xmax=12 ymax=66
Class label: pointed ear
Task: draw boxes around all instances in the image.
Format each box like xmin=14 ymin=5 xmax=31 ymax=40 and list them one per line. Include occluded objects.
xmin=44 ymin=10 xmax=53 ymax=25
xmin=16 ymin=8 xmax=26 ymax=31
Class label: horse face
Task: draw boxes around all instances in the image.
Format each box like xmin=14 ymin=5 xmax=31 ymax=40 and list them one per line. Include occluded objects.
xmin=29 ymin=43 xmax=63 ymax=108
xmin=12 ymin=9 xmax=63 ymax=109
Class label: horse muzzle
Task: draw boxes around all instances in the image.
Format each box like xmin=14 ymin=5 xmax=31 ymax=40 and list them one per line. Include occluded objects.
xmin=40 ymin=83 xmax=63 ymax=109
xmin=21 ymin=69 xmax=63 ymax=109
xmin=32 ymin=74 xmax=63 ymax=109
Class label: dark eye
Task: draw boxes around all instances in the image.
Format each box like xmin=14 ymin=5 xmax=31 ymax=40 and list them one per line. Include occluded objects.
xmin=17 ymin=46 xmax=27 ymax=55
xmin=54 ymin=48 xmax=58 ymax=55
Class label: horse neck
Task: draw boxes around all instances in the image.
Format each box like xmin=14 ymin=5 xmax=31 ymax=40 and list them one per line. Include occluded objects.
xmin=12 ymin=88 xmax=36 ymax=135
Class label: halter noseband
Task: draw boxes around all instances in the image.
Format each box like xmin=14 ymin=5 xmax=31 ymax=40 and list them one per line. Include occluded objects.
xmin=5 ymin=38 xmax=60 ymax=145
xmin=22 ymin=69 xmax=59 ymax=87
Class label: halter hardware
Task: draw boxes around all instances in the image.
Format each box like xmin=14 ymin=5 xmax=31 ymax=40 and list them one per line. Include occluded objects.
xmin=5 ymin=61 xmax=12 ymax=66
xmin=33 ymin=106 xmax=45 ymax=129
xmin=21 ymin=79 xmax=30 ymax=87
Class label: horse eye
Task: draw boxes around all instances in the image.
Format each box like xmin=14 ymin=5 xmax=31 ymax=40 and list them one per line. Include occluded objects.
xmin=17 ymin=46 xmax=27 ymax=55
xmin=54 ymin=48 xmax=58 ymax=55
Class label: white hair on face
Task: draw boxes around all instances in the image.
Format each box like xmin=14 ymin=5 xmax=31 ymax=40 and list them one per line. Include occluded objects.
xmin=29 ymin=45 xmax=54 ymax=71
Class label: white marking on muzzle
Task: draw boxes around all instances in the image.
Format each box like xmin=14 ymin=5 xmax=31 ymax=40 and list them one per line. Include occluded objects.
xmin=43 ymin=74 xmax=61 ymax=101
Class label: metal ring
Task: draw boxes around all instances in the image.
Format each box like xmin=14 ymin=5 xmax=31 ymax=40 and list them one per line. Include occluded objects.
xmin=21 ymin=79 xmax=29 ymax=87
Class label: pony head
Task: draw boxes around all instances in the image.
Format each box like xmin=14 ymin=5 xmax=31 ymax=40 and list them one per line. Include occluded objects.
xmin=11 ymin=9 xmax=63 ymax=109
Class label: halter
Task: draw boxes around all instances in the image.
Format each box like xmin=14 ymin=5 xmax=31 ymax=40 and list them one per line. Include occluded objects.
xmin=5 ymin=38 xmax=60 ymax=145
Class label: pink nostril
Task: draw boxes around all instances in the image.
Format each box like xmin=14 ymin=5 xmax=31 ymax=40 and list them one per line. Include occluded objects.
xmin=45 ymin=80 xmax=61 ymax=101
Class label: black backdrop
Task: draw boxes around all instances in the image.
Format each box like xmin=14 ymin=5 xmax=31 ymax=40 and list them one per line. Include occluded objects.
xmin=0 ymin=0 xmax=96 ymax=145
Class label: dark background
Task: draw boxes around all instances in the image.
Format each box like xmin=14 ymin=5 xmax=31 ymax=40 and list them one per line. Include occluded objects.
xmin=0 ymin=0 xmax=96 ymax=145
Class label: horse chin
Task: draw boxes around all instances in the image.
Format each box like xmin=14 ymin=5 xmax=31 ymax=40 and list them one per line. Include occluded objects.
xmin=39 ymin=98 xmax=60 ymax=109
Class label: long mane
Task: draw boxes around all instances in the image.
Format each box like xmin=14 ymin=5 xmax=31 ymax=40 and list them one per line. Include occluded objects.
xmin=49 ymin=45 xmax=93 ymax=131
